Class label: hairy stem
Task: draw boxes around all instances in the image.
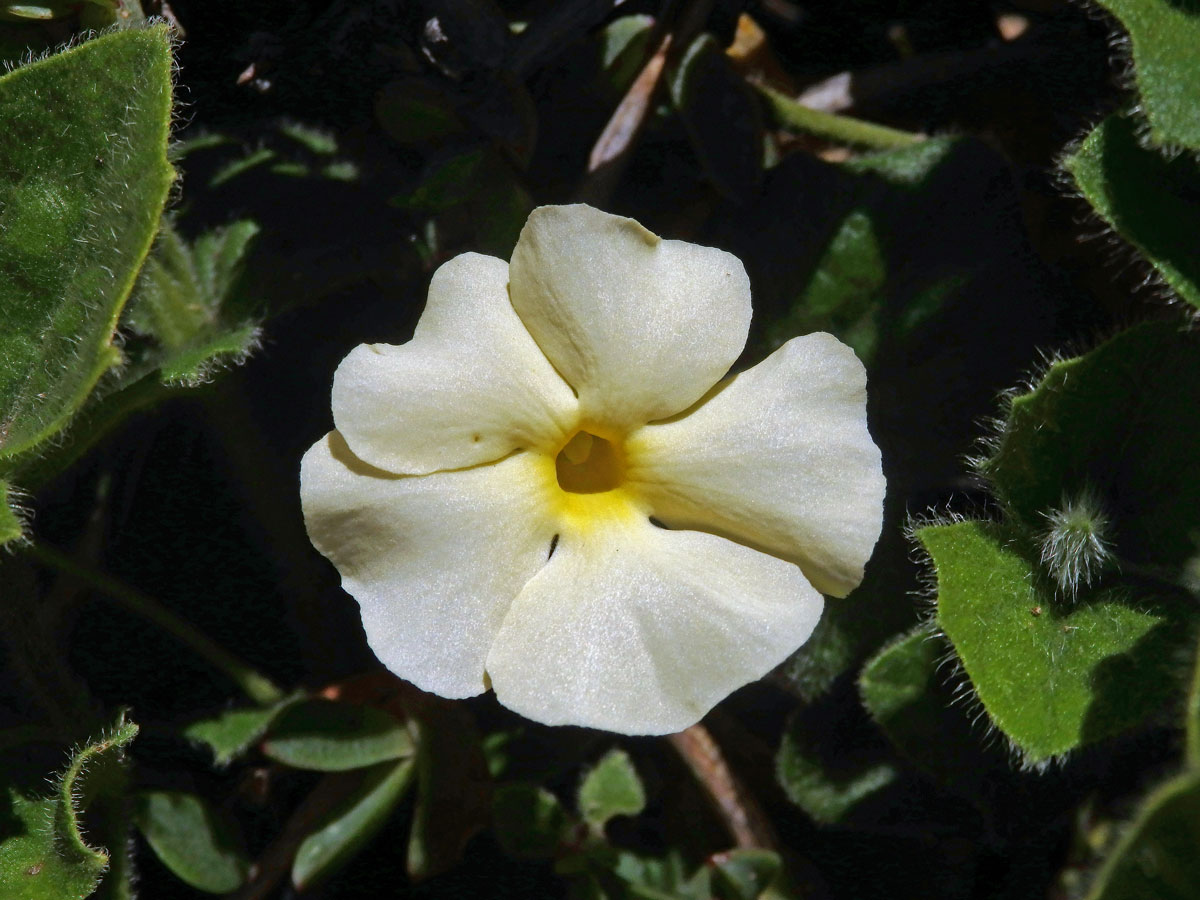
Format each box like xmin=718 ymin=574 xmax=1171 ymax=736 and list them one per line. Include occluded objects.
xmin=756 ymin=83 xmax=924 ymax=151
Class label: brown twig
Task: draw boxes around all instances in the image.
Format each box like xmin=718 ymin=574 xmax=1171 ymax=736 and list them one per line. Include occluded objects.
xmin=667 ymin=723 xmax=777 ymax=850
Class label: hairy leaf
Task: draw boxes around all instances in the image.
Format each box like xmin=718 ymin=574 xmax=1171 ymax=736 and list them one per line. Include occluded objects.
xmin=920 ymin=521 xmax=1186 ymax=763
xmin=133 ymin=791 xmax=248 ymax=894
xmin=292 ymin=758 xmax=416 ymax=890
xmin=1065 ymin=116 xmax=1200 ymax=310
xmin=0 ymin=717 xmax=137 ymax=900
xmin=981 ymin=321 xmax=1200 ymax=574
xmin=1091 ymin=0 xmax=1200 ymax=148
xmin=0 ymin=25 xmax=173 ymax=463
xmin=0 ymin=479 xmax=21 ymax=546
xmin=123 ymin=219 xmax=261 ymax=386
xmin=859 ymin=627 xmax=991 ymax=793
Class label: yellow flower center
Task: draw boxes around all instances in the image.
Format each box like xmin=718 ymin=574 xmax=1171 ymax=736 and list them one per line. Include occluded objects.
xmin=555 ymin=430 xmax=624 ymax=494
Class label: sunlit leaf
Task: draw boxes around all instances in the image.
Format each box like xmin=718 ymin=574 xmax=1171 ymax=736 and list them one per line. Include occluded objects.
xmin=0 ymin=25 xmax=173 ymax=463
xmin=133 ymin=791 xmax=248 ymax=894
xmin=0 ymin=479 xmax=22 ymax=546
xmin=920 ymin=521 xmax=1187 ymax=763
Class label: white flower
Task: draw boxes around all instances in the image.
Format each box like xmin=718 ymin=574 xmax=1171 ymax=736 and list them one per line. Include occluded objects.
xmin=300 ymin=204 xmax=885 ymax=735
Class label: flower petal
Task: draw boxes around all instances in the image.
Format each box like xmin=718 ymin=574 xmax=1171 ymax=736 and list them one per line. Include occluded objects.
xmin=300 ymin=432 xmax=557 ymax=699
xmin=508 ymin=204 xmax=752 ymax=428
xmin=627 ymin=332 xmax=885 ymax=598
xmin=485 ymin=520 xmax=822 ymax=734
xmin=332 ymin=252 xmax=577 ymax=475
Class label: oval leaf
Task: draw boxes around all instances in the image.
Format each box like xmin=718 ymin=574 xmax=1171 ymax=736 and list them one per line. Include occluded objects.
xmin=261 ymin=698 xmax=413 ymax=772
xmin=133 ymin=791 xmax=248 ymax=894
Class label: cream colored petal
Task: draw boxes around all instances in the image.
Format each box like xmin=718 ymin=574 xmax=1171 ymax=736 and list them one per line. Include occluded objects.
xmin=299 ymin=432 xmax=556 ymax=699
xmin=485 ymin=520 xmax=822 ymax=734
xmin=332 ymin=252 xmax=577 ymax=475
xmin=508 ymin=204 xmax=752 ymax=428
xmin=628 ymin=332 xmax=885 ymax=598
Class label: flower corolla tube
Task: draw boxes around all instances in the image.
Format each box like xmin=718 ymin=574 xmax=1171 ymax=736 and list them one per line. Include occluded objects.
xmin=300 ymin=204 xmax=885 ymax=735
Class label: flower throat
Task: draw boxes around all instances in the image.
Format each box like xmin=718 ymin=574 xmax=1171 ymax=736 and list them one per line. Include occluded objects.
xmin=555 ymin=431 xmax=624 ymax=494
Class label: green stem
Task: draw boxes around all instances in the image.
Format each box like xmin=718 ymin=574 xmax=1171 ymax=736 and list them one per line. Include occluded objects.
xmin=26 ymin=543 xmax=284 ymax=706
xmin=756 ymin=83 xmax=924 ymax=151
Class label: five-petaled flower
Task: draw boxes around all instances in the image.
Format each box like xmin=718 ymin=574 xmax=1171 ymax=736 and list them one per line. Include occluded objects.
xmin=300 ymin=204 xmax=885 ymax=735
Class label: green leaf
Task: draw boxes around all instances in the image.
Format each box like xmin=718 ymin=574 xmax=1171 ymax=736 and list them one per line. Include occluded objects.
xmin=0 ymin=25 xmax=173 ymax=463
xmin=292 ymin=758 xmax=416 ymax=891
xmin=1064 ymin=116 xmax=1200 ymax=310
xmin=491 ymin=784 xmax=571 ymax=859
xmin=0 ymin=479 xmax=22 ymax=546
xmin=133 ymin=791 xmax=248 ymax=894
xmin=183 ymin=694 xmax=303 ymax=767
xmin=0 ymin=717 xmax=137 ymax=900
xmin=597 ymin=14 xmax=654 ymax=94
xmin=920 ymin=520 xmax=1188 ymax=763
xmin=1084 ymin=769 xmax=1200 ymax=900
xmin=123 ymin=219 xmax=261 ymax=386
xmin=709 ymin=849 xmax=787 ymax=900
xmin=404 ymin=698 xmax=491 ymax=880
xmin=668 ymin=34 xmax=763 ymax=202
xmin=1187 ymin=632 xmax=1200 ymax=768
xmin=859 ymin=627 xmax=992 ymax=793
xmin=1090 ymin=0 xmax=1200 ymax=149
xmin=981 ymin=321 xmax=1200 ymax=574
xmin=776 ymin=710 xmax=899 ymax=824
xmin=261 ymin=698 xmax=414 ymax=772
xmin=578 ymin=749 xmax=645 ymax=829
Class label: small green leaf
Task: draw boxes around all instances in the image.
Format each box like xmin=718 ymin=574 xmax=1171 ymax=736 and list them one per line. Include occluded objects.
xmin=1084 ymin=769 xmax=1200 ymax=900
xmin=776 ymin=711 xmax=899 ymax=824
xmin=292 ymin=758 xmax=416 ymax=890
xmin=921 ymin=520 xmax=1187 ymax=763
xmin=261 ymin=698 xmax=413 ymax=772
xmin=597 ymin=14 xmax=654 ymax=94
xmin=578 ymin=749 xmax=645 ymax=829
xmin=491 ymin=784 xmax=571 ymax=859
xmin=981 ymin=321 xmax=1200 ymax=574
xmin=0 ymin=25 xmax=173 ymax=463
xmin=183 ymin=694 xmax=303 ymax=766
xmin=124 ymin=219 xmax=261 ymax=386
xmin=668 ymin=34 xmax=763 ymax=202
xmin=0 ymin=479 xmax=22 ymax=546
xmin=709 ymin=849 xmax=786 ymax=900
xmin=1090 ymin=0 xmax=1200 ymax=149
xmin=133 ymin=791 xmax=248 ymax=894
xmin=0 ymin=717 xmax=138 ymax=900
xmin=1064 ymin=116 xmax=1200 ymax=310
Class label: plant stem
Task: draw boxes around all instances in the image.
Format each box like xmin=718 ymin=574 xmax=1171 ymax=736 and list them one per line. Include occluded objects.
xmin=26 ymin=542 xmax=284 ymax=706
xmin=667 ymin=723 xmax=776 ymax=850
xmin=756 ymin=83 xmax=924 ymax=151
